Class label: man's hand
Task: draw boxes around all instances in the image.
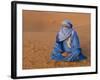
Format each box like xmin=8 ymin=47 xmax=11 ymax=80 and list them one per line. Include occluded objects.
xmin=62 ymin=52 xmax=69 ymax=57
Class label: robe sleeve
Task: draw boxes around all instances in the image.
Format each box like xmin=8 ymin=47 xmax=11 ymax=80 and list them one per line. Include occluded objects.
xmin=71 ymin=31 xmax=81 ymax=55
xmin=71 ymin=31 xmax=80 ymax=48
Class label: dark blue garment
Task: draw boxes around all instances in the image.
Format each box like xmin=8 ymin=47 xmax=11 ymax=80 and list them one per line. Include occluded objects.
xmin=50 ymin=42 xmax=64 ymax=61
xmin=50 ymin=30 xmax=86 ymax=62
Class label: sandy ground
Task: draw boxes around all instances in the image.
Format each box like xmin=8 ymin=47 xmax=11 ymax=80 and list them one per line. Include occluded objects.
xmin=22 ymin=10 xmax=91 ymax=69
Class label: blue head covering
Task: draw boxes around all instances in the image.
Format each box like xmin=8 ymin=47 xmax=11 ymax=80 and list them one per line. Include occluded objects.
xmin=62 ymin=19 xmax=73 ymax=28
xmin=57 ymin=19 xmax=73 ymax=42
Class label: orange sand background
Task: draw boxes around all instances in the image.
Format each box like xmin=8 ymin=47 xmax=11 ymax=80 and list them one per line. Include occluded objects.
xmin=22 ymin=10 xmax=91 ymax=69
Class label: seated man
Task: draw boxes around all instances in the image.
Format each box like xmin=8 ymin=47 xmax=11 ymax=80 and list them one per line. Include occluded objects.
xmin=50 ymin=19 xmax=86 ymax=62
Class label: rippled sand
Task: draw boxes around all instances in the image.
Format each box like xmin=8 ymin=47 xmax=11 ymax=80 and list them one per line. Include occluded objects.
xmin=22 ymin=32 xmax=90 ymax=69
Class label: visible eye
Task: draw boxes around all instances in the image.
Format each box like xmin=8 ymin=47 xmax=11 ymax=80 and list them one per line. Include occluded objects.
xmin=63 ymin=25 xmax=68 ymax=28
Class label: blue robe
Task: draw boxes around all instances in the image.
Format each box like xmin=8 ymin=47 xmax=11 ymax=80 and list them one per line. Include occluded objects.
xmin=50 ymin=30 xmax=86 ymax=62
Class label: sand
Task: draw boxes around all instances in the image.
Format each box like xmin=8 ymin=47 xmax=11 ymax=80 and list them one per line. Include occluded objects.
xmin=22 ymin=10 xmax=91 ymax=69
